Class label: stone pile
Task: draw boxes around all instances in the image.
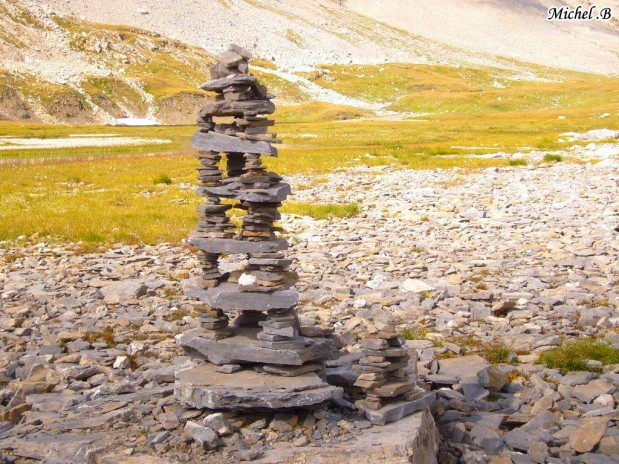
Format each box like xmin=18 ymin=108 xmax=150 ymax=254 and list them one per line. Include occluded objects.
xmin=175 ymin=45 xmax=342 ymax=411
xmin=353 ymin=326 xmax=430 ymax=425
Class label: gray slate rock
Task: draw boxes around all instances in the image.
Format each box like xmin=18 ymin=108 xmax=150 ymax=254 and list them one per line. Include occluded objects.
xmin=178 ymin=328 xmax=336 ymax=366
xmin=188 ymin=282 xmax=298 ymax=312
xmin=188 ymin=237 xmax=287 ymax=254
xmin=192 ymin=131 xmax=277 ymax=156
xmin=100 ymin=280 xmax=147 ymax=304
xmin=175 ymin=364 xmax=343 ymax=409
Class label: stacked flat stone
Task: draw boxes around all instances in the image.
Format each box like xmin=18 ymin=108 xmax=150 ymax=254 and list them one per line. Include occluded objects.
xmin=175 ymin=45 xmax=342 ymax=410
xmin=354 ymin=326 xmax=427 ymax=425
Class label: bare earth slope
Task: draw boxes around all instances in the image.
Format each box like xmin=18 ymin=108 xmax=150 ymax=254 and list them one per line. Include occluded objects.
xmin=347 ymin=0 xmax=619 ymax=74
xmin=45 ymin=0 xmax=619 ymax=73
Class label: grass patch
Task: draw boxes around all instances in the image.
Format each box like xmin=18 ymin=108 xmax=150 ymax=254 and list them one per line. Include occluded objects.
xmin=543 ymin=154 xmax=563 ymax=163
xmin=1 ymin=58 xmax=617 ymax=245
xmin=85 ymin=327 xmax=117 ymax=347
xmin=153 ymin=174 xmax=173 ymax=185
xmin=281 ymin=202 xmax=359 ymax=219
xmin=482 ymin=343 xmax=512 ymax=364
xmin=402 ymin=327 xmax=435 ymax=340
xmin=539 ymin=339 xmax=619 ymax=373
xmin=509 ymin=158 xmax=527 ymax=166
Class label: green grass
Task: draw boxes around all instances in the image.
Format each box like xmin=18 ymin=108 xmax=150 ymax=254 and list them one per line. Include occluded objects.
xmin=509 ymin=158 xmax=527 ymax=166
xmin=0 ymin=122 xmax=191 ymax=160
xmin=482 ymin=343 xmax=512 ymax=364
xmin=281 ymin=202 xmax=359 ymax=219
xmin=543 ymin=154 xmax=563 ymax=163
xmin=0 ymin=109 xmax=599 ymax=245
xmin=298 ymin=63 xmax=619 ymax=117
xmin=539 ymin=339 xmax=619 ymax=373
xmin=1 ymin=57 xmax=618 ymax=245
xmin=153 ymin=174 xmax=173 ymax=185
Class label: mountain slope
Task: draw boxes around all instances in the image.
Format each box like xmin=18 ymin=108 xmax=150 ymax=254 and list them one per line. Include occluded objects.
xmin=347 ymin=0 xmax=619 ymax=75
xmin=2 ymin=0 xmax=618 ymax=125
xmin=0 ymin=0 xmax=220 ymax=124
xmin=43 ymin=0 xmax=524 ymax=70
xmin=44 ymin=0 xmax=619 ymax=74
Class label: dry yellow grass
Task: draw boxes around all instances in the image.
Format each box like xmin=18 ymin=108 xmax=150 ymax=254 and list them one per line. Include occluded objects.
xmin=1 ymin=63 xmax=617 ymax=246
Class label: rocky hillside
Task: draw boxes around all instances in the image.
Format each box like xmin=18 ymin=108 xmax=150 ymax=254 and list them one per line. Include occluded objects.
xmin=2 ymin=0 xmax=618 ymax=124
xmin=46 ymin=0 xmax=619 ymax=74
xmin=0 ymin=0 xmax=220 ymax=124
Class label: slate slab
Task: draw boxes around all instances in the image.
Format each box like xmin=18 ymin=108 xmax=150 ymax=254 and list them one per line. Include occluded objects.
xmin=175 ymin=363 xmax=343 ymax=409
xmin=188 ymin=237 xmax=288 ymax=254
xmin=100 ymin=280 xmax=147 ymax=304
xmin=191 ymin=131 xmax=277 ymax=156
xmin=200 ymin=74 xmax=257 ymax=91
xmin=187 ymin=282 xmax=298 ymax=311
xmin=198 ymin=99 xmax=275 ymax=118
xmin=178 ymin=327 xmax=337 ymax=366
xmin=357 ymin=391 xmax=435 ymax=425
xmin=253 ymin=408 xmax=440 ymax=464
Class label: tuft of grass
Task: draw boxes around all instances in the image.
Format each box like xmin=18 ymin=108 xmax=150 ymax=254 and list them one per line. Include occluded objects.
xmin=153 ymin=174 xmax=173 ymax=185
xmin=85 ymin=327 xmax=117 ymax=347
xmin=509 ymin=158 xmax=527 ymax=166
xmin=482 ymin=343 xmax=512 ymax=364
xmin=543 ymin=154 xmax=563 ymax=163
xmin=539 ymin=339 xmax=619 ymax=373
xmin=402 ymin=327 xmax=435 ymax=340
xmin=164 ymin=307 xmax=190 ymax=321
xmin=281 ymin=202 xmax=359 ymax=219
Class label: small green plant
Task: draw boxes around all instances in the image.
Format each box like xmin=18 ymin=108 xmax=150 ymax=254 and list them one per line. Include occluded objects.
xmin=411 ymin=246 xmax=425 ymax=253
xmin=543 ymin=154 xmax=562 ymax=163
xmin=482 ymin=343 xmax=511 ymax=364
xmin=420 ymin=216 xmax=430 ymax=222
xmin=539 ymin=339 xmax=619 ymax=373
xmin=509 ymin=158 xmax=527 ymax=166
xmin=402 ymin=327 xmax=434 ymax=340
xmin=153 ymin=174 xmax=173 ymax=185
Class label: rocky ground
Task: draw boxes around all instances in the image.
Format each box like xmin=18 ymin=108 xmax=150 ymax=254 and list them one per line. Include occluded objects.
xmin=1 ymin=159 xmax=618 ymax=463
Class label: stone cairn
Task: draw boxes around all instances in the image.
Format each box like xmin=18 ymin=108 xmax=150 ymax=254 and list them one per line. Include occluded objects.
xmin=353 ymin=324 xmax=429 ymax=425
xmin=174 ymin=45 xmax=342 ymax=410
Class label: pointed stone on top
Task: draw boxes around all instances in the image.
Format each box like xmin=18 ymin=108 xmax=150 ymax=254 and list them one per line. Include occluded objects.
xmin=217 ymin=49 xmax=244 ymax=68
xmin=229 ymin=44 xmax=252 ymax=60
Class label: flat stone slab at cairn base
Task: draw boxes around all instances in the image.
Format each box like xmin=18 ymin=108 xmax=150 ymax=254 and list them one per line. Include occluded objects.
xmin=188 ymin=237 xmax=288 ymax=254
xmin=191 ymin=131 xmax=278 ymax=156
xmin=254 ymin=408 xmax=440 ymax=464
xmin=178 ymin=327 xmax=337 ymax=365
xmin=175 ymin=363 xmax=343 ymax=409
xmin=187 ymin=282 xmax=298 ymax=311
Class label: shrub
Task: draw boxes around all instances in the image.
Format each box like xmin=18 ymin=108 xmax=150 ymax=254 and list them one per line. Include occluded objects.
xmin=509 ymin=158 xmax=527 ymax=166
